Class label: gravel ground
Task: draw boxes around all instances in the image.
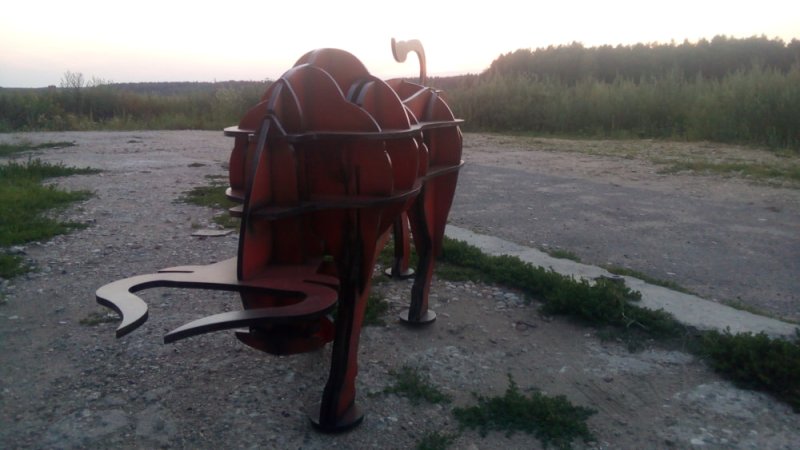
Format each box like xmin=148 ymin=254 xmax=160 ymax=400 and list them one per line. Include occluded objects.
xmin=0 ymin=131 xmax=798 ymax=449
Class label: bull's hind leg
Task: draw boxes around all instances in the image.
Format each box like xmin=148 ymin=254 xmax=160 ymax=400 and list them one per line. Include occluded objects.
xmin=384 ymin=213 xmax=415 ymax=279
xmin=402 ymin=187 xmax=437 ymax=324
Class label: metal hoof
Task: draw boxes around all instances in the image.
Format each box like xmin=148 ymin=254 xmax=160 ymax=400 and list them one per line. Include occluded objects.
xmin=309 ymin=403 xmax=364 ymax=433
xmin=398 ymin=308 xmax=436 ymax=325
xmin=383 ymin=267 xmax=415 ymax=279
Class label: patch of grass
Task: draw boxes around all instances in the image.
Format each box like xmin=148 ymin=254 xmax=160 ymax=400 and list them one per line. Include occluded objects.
xmin=656 ymin=159 xmax=800 ymax=184
xmin=211 ymin=212 xmax=240 ymax=229
xmin=178 ymin=182 xmax=232 ymax=209
xmin=721 ymin=298 xmax=799 ymax=324
xmin=331 ymin=291 xmax=389 ymax=327
xmin=377 ymin=240 xmax=396 ymax=268
xmin=0 ymin=160 xmax=97 ymax=247
xmin=370 ymin=273 xmax=389 ymax=285
xmin=79 ymin=311 xmax=121 ymax=326
xmin=542 ymin=247 xmax=581 ymax=262
xmin=416 ymin=431 xmax=457 ymax=450
xmin=433 ymin=261 xmax=484 ymax=283
xmin=377 ymin=236 xmax=419 ymax=273
xmin=439 ymin=237 xmax=682 ymax=339
xmin=379 ymin=365 xmax=451 ymax=406
xmin=604 ymin=266 xmax=693 ymax=294
xmin=0 ymin=253 xmax=27 ymax=279
xmin=453 ymin=376 xmax=595 ymax=449
xmin=363 ymin=292 xmax=390 ymax=326
xmin=540 ymin=277 xmax=682 ymax=338
xmin=0 ymin=141 xmax=76 ymax=157
xmin=0 ymin=158 xmax=98 ymax=277
xmin=701 ymin=329 xmax=800 ymax=411
xmin=0 ymin=158 xmax=98 ymax=180
xmin=177 ymin=179 xmax=240 ymax=229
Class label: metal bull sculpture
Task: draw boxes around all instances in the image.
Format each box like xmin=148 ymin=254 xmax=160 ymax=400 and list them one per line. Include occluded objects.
xmin=96 ymin=39 xmax=463 ymax=432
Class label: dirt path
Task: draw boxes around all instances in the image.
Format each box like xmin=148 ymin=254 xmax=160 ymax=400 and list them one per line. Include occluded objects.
xmin=0 ymin=131 xmax=798 ymax=449
xmin=454 ymin=134 xmax=800 ymax=322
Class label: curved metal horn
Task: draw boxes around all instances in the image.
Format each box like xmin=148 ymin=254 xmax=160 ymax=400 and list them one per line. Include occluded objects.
xmin=391 ymin=38 xmax=427 ymax=85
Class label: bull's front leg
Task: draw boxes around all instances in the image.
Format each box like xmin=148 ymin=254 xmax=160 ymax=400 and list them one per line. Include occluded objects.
xmin=312 ymin=214 xmax=379 ymax=432
xmin=312 ymin=276 xmax=368 ymax=432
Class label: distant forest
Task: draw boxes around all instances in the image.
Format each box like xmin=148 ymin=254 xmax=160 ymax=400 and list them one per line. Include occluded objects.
xmin=433 ymin=36 xmax=800 ymax=149
xmin=487 ymin=35 xmax=800 ymax=81
xmin=1 ymin=35 xmax=798 ymax=149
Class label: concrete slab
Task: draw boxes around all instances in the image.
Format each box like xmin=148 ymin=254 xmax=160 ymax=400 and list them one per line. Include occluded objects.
xmin=446 ymin=225 xmax=798 ymax=337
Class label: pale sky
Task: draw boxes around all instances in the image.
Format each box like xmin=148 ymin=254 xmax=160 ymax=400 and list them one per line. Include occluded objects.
xmin=1 ymin=0 xmax=798 ymax=87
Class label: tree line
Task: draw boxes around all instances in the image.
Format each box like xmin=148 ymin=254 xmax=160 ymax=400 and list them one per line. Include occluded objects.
xmin=1 ymin=35 xmax=798 ymax=149
xmin=484 ymin=35 xmax=800 ymax=83
xmin=432 ymin=36 xmax=800 ymax=149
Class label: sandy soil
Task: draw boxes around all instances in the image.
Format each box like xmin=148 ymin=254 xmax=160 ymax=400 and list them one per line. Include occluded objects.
xmin=0 ymin=131 xmax=798 ymax=449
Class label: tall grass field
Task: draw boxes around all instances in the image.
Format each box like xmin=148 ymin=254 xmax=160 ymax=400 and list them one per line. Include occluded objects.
xmin=1 ymin=36 xmax=798 ymax=150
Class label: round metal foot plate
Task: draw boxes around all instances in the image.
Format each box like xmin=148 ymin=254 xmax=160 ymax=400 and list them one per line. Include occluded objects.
xmin=399 ymin=309 xmax=436 ymax=325
xmin=384 ymin=267 xmax=415 ymax=279
xmin=309 ymin=403 xmax=364 ymax=433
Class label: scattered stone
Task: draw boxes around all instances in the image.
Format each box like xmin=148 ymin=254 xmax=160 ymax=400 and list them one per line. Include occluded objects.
xmin=191 ymin=229 xmax=233 ymax=237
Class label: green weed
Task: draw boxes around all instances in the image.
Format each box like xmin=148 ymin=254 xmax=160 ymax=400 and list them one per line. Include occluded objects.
xmin=540 ymin=278 xmax=682 ymax=338
xmin=604 ymin=266 xmax=693 ymax=295
xmin=379 ymin=365 xmax=451 ymax=405
xmin=0 ymin=159 xmax=97 ymax=277
xmin=543 ymin=247 xmax=581 ymax=262
xmin=434 ymin=262 xmax=484 ymax=283
xmin=377 ymin=236 xmax=419 ymax=272
xmin=329 ymin=292 xmax=389 ymax=327
xmin=416 ymin=431 xmax=457 ymax=450
xmin=0 ymin=141 xmax=76 ymax=157
xmin=376 ymin=240 xmax=396 ymax=268
xmin=656 ymin=159 xmax=800 ymax=184
xmin=701 ymin=329 xmax=800 ymax=411
xmin=177 ymin=180 xmax=240 ymax=229
xmin=453 ymin=376 xmax=595 ymax=449
xmin=0 ymin=253 xmax=27 ymax=279
xmin=363 ymin=292 xmax=390 ymax=326
xmin=178 ymin=182 xmax=232 ymax=209
xmin=211 ymin=213 xmax=240 ymax=230
xmin=438 ymin=238 xmax=684 ymax=338
xmin=721 ymin=299 xmax=799 ymax=324
xmin=0 ymin=157 xmax=98 ymax=181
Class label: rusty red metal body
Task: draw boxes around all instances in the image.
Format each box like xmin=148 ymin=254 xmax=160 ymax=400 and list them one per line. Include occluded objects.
xmin=96 ymin=40 xmax=463 ymax=432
